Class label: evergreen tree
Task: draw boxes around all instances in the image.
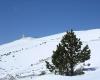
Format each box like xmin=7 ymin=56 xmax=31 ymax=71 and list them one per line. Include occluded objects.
xmin=46 ymin=30 xmax=91 ymax=76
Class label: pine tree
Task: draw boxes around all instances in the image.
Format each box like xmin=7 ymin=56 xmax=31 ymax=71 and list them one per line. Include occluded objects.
xmin=48 ymin=30 xmax=91 ymax=76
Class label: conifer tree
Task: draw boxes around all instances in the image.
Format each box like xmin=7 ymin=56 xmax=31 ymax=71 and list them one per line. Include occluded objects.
xmin=46 ymin=30 xmax=91 ymax=76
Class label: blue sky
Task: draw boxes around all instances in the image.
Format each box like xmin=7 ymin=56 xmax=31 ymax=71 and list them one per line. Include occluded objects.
xmin=0 ymin=0 xmax=100 ymax=44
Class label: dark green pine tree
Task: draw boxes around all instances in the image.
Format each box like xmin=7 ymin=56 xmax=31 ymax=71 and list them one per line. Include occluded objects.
xmin=51 ymin=30 xmax=91 ymax=76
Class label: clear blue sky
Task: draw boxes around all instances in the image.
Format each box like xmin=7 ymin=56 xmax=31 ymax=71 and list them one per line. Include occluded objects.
xmin=0 ymin=0 xmax=100 ymax=44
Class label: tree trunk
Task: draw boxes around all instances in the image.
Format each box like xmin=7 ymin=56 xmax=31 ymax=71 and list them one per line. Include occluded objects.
xmin=70 ymin=63 xmax=74 ymax=76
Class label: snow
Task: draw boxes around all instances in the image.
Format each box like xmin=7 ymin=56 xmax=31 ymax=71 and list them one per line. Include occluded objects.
xmin=0 ymin=29 xmax=100 ymax=80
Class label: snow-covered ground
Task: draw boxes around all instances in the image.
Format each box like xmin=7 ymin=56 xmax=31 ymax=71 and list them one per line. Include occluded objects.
xmin=0 ymin=29 xmax=100 ymax=80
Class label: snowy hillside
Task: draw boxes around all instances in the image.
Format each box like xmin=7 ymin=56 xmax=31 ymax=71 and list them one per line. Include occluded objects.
xmin=0 ymin=29 xmax=100 ymax=80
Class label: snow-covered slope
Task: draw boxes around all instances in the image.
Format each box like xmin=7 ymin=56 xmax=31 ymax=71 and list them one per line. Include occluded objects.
xmin=0 ymin=29 xmax=100 ymax=80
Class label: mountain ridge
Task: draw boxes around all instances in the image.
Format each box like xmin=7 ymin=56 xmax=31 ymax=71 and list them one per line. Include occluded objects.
xmin=0 ymin=29 xmax=100 ymax=80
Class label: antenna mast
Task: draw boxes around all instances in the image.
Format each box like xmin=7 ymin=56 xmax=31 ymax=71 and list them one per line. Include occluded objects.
xmin=22 ymin=34 xmax=25 ymax=38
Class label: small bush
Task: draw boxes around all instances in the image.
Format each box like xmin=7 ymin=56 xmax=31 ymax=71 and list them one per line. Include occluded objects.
xmin=39 ymin=71 xmax=46 ymax=76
